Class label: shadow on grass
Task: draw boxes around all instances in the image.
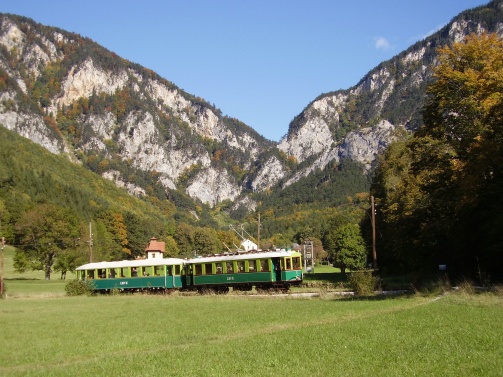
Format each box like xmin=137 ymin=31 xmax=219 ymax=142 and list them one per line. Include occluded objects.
xmin=304 ymin=272 xmax=347 ymax=285
xmin=5 ymin=278 xmax=44 ymax=281
xmin=334 ymin=291 xmax=415 ymax=302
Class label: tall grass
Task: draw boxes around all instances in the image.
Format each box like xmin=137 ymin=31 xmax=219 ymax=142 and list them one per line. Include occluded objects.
xmin=1 ymin=292 xmax=502 ymax=376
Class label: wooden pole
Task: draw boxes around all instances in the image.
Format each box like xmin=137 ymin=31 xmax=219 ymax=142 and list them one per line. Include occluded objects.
xmin=89 ymin=222 xmax=93 ymax=263
xmin=257 ymin=213 xmax=260 ymax=250
xmin=371 ymin=195 xmax=377 ymax=270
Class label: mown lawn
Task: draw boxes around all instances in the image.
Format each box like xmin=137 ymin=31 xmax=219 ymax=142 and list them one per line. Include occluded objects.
xmin=1 ymin=292 xmax=502 ymax=376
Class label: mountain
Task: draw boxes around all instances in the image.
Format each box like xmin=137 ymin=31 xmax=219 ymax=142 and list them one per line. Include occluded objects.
xmin=1 ymin=1 xmax=502 ymax=220
xmin=278 ymin=0 xmax=503 ymax=186
xmin=0 ymin=14 xmax=275 ymax=210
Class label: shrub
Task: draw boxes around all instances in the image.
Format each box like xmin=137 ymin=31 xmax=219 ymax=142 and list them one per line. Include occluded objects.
xmin=457 ymin=279 xmax=476 ymax=295
xmin=65 ymin=279 xmax=95 ymax=296
xmin=349 ymin=270 xmax=378 ymax=296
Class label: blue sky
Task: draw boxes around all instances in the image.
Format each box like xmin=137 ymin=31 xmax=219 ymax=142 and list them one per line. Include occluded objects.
xmin=1 ymin=0 xmax=489 ymax=141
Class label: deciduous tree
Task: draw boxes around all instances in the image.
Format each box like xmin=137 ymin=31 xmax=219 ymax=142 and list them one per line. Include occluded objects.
xmin=373 ymin=33 xmax=503 ymax=278
xmin=14 ymin=204 xmax=81 ymax=280
xmin=326 ymin=223 xmax=366 ymax=273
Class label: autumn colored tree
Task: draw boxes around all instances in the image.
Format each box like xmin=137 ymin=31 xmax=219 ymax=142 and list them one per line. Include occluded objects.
xmin=99 ymin=211 xmax=130 ymax=256
xmin=421 ymin=32 xmax=503 ymax=206
xmin=164 ymin=235 xmax=180 ymax=257
xmin=373 ymin=33 xmax=503 ymax=279
xmin=216 ymin=229 xmax=241 ymax=253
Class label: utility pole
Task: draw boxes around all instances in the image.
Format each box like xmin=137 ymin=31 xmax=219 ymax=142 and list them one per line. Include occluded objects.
xmin=257 ymin=213 xmax=260 ymax=250
xmin=371 ymin=195 xmax=377 ymax=270
xmin=89 ymin=222 xmax=93 ymax=263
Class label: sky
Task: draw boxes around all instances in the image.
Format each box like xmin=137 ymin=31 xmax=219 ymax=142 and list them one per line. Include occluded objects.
xmin=0 ymin=0 xmax=490 ymax=141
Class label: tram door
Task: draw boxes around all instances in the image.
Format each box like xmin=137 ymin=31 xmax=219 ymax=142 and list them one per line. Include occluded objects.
xmin=166 ymin=266 xmax=175 ymax=289
xmin=272 ymin=258 xmax=281 ymax=282
xmin=182 ymin=265 xmax=192 ymax=289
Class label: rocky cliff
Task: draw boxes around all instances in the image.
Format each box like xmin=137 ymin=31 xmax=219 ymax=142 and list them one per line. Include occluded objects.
xmin=279 ymin=0 xmax=503 ymax=185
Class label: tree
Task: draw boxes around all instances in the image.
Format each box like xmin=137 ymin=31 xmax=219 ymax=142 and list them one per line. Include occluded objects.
xmin=193 ymin=227 xmax=219 ymax=256
xmin=373 ymin=33 xmax=503 ymax=278
xmin=14 ymin=204 xmax=81 ymax=280
xmin=164 ymin=235 xmax=179 ymax=257
xmin=216 ymin=229 xmax=240 ymax=253
xmin=100 ymin=211 xmax=129 ymax=255
xmin=53 ymin=246 xmax=83 ymax=279
xmin=327 ymin=223 xmax=367 ymax=273
xmin=174 ymin=223 xmax=194 ymax=256
xmin=421 ymin=32 xmax=503 ymax=207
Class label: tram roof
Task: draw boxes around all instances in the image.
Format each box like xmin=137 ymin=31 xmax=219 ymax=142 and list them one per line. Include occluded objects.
xmin=188 ymin=249 xmax=300 ymax=264
xmin=76 ymin=257 xmax=186 ymax=270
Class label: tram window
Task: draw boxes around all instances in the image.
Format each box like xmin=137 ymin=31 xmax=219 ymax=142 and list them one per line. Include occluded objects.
xmin=226 ymin=262 xmax=233 ymax=273
xmin=286 ymin=258 xmax=292 ymax=270
xmin=175 ymin=265 xmax=181 ymax=275
xmin=205 ymin=263 xmax=213 ymax=275
xmin=216 ymin=263 xmax=223 ymax=274
xmin=237 ymin=261 xmax=245 ymax=273
xmin=108 ymin=269 xmax=116 ymax=278
xmin=195 ymin=264 xmax=202 ymax=276
xmin=249 ymin=260 xmax=256 ymax=272
xmin=293 ymin=257 xmax=301 ymax=270
xmin=120 ymin=268 xmax=126 ymax=278
xmin=87 ymin=270 xmax=95 ymax=279
xmin=155 ymin=265 xmax=164 ymax=276
xmin=97 ymin=269 xmax=105 ymax=279
xmin=260 ymin=260 xmax=269 ymax=272
xmin=132 ymin=267 xmax=138 ymax=277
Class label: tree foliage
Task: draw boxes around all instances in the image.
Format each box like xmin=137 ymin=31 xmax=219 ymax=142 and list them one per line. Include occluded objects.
xmin=14 ymin=204 xmax=81 ymax=280
xmin=326 ymin=223 xmax=367 ymax=273
xmin=372 ymin=33 xmax=503 ymax=279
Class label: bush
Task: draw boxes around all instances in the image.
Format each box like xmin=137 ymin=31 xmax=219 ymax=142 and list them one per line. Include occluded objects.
xmin=65 ymin=279 xmax=95 ymax=296
xmin=349 ymin=270 xmax=378 ymax=296
xmin=457 ymin=279 xmax=476 ymax=295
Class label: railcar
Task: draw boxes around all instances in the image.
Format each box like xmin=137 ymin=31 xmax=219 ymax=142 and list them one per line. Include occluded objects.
xmin=75 ymin=250 xmax=303 ymax=293
xmin=185 ymin=250 xmax=303 ymax=293
xmin=75 ymin=258 xmax=186 ymax=292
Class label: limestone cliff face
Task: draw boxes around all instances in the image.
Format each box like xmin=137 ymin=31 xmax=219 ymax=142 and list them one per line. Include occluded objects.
xmin=0 ymin=14 xmax=269 ymax=205
xmin=250 ymin=156 xmax=287 ymax=192
xmin=186 ymin=167 xmax=241 ymax=207
xmin=278 ymin=9 xmax=503 ymax=186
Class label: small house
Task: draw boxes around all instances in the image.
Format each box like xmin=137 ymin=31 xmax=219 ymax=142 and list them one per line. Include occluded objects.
xmin=145 ymin=237 xmax=165 ymax=259
xmin=240 ymin=239 xmax=257 ymax=252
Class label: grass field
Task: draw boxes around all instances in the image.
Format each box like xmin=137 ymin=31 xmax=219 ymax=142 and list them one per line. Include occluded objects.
xmin=1 ymin=292 xmax=502 ymax=376
xmin=2 ymin=247 xmax=503 ymax=376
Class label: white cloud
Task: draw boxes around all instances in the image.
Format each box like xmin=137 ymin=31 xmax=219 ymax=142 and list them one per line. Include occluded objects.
xmin=374 ymin=36 xmax=391 ymax=51
xmin=410 ymin=24 xmax=445 ymax=43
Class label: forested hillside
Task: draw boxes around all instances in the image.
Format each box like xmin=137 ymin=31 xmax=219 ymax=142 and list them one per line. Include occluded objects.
xmin=0 ymin=126 xmax=245 ymax=279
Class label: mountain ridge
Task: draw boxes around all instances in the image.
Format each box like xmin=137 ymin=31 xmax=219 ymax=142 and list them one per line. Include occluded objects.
xmin=1 ymin=1 xmax=502 ymax=214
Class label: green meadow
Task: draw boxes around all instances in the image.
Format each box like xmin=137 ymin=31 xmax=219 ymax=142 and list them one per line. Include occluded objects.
xmin=1 ymin=247 xmax=502 ymax=376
